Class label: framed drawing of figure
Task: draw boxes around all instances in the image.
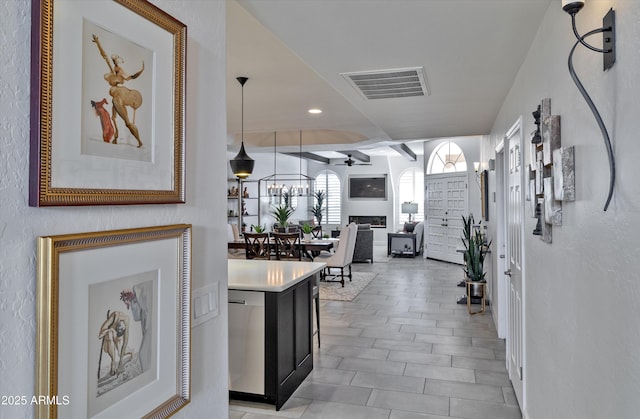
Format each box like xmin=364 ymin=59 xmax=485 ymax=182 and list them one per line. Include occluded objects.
xmin=30 ymin=0 xmax=186 ymax=205
xmin=35 ymin=224 xmax=191 ymax=418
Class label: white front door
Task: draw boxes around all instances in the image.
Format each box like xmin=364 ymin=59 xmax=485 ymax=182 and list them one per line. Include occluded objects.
xmin=506 ymin=120 xmax=524 ymax=407
xmin=425 ymin=173 xmax=468 ymax=264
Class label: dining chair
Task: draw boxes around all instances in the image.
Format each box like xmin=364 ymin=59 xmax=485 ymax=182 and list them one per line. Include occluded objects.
xmin=243 ymin=232 xmax=271 ymax=260
xmin=272 ymin=232 xmax=302 ymax=260
xmin=314 ymin=223 xmax=358 ymax=287
xmin=311 ymin=225 xmax=322 ymax=239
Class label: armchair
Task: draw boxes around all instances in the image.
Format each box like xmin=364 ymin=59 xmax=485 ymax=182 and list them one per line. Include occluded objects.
xmin=353 ymin=224 xmax=373 ymax=263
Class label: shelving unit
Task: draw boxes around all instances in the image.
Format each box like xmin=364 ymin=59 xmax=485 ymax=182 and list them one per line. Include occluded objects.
xmin=227 ymin=179 xmax=259 ymax=234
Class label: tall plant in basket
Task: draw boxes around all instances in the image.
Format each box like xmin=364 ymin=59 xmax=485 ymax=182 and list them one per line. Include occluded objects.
xmin=461 ymin=215 xmax=491 ymax=298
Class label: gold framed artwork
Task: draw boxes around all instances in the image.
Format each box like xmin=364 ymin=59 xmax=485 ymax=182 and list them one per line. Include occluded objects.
xmin=35 ymin=224 xmax=191 ymax=418
xmin=480 ymin=169 xmax=489 ymax=221
xmin=30 ymin=0 xmax=186 ymax=206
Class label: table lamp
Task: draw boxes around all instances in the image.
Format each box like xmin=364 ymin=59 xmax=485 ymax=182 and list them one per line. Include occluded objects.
xmin=401 ymin=202 xmax=418 ymax=232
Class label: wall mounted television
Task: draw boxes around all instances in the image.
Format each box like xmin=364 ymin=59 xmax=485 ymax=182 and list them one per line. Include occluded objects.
xmin=348 ymin=175 xmax=387 ymax=200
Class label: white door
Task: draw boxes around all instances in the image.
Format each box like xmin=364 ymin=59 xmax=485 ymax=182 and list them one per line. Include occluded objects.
xmin=505 ymin=120 xmax=524 ymax=407
xmin=425 ymin=173 xmax=468 ymax=264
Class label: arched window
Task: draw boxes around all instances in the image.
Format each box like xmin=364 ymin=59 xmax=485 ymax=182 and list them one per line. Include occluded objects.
xmin=314 ymin=171 xmax=341 ymax=224
xmin=398 ymin=168 xmax=424 ymax=223
xmin=427 ymin=141 xmax=467 ymax=174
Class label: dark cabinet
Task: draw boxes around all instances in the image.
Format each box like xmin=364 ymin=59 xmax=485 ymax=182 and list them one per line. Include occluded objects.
xmin=266 ymin=275 xmax=313 ymax=409
xmin=230 ymin=273 xmax=314 ymax=410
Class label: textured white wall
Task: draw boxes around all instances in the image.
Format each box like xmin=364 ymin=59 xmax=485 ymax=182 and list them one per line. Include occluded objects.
xmin=0 ymin=1 xmax=229 ymax=418
xmin=484 ymin=1 xmax=640 ymax=418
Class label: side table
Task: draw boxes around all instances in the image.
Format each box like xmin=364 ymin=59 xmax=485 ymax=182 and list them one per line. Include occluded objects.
xmin=387 ymin=233 xmax=417 ymax=257
xmin=465 ymin=281 xmax=486 ymax=315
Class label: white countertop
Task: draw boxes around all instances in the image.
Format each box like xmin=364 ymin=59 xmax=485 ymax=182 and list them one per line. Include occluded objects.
xmin=228 ymin=259 xmax=326 ymax=292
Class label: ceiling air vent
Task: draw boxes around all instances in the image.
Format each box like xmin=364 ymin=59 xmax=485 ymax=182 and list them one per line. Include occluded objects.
xmin=341 ymin=67 xmax=430 ymax=100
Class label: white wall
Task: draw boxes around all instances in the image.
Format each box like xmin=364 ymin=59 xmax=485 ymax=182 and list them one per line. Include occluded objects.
xmin=307 ymin=154 xmax=424 ymax=244
xmin=0 ymin=1 xmax=230 ymax=418
xmin=483 ymin=1 xmax=640 ymax=418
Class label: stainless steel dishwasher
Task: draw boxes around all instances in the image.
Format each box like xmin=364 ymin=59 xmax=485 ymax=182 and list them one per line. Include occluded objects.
xmin=228 ymin=290 xmax=265 ymax=395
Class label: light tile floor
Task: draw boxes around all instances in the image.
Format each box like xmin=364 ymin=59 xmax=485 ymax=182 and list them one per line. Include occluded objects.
xmin=230 ymin=248 xmax=521 ymax=419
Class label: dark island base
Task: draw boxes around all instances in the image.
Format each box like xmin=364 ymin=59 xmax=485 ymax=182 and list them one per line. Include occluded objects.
xmin=229 ymin=276 xmax=314 ymax=411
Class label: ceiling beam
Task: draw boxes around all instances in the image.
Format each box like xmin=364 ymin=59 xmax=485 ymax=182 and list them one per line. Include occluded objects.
xmin=338 ymin=150 xmax=370 ymax=163
xmin=282 ymin=152 xmax=330 ymax=164
xmin=389 ymin=143 xmax=417 ymax=161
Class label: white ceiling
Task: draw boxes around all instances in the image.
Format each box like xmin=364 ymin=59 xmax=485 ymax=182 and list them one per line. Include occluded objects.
xmin=227 ymin=0 xmax=552 ymax=156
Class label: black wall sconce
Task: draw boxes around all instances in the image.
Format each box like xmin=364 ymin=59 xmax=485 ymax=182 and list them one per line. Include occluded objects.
xmin=562 ymin=0 xmax=616 ymax=211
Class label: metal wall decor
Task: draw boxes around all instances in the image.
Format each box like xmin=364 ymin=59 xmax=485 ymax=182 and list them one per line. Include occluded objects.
xmin=553 ymin=146 xmax=576 ymax=201
xmin=528 ymin=98 xmax=575 ymax=244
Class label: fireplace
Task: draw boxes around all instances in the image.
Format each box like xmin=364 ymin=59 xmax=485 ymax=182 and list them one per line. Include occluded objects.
xmin=349 ymin=216 xmax=387 ymax=228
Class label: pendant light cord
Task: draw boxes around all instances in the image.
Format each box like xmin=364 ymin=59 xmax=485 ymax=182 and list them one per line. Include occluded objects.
xmin=241 ymin=82 xmax=244 ymax=146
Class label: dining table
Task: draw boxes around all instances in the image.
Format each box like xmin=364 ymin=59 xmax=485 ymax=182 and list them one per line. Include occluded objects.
xmin=228 ymin=237 xmax=338 ymax=260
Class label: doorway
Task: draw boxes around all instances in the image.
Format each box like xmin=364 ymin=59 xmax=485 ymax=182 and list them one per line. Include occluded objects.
xmin=499 ymin=117 xmax=525 ymax=409
xmin=494 ymin=144 xmax=507 ymax=340
xmin=424 ymin=173 xmax=468 ymax=264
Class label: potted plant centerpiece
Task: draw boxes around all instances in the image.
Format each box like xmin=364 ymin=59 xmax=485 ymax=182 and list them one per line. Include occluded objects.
xmin=251 ymin=224 xmax=266 ymax=233
xmin=301 ymin=223 xmax=314 ymax=241
xmin=462 ymin=215 xmax=491 ymax=300
xmin=271 ymin=204 xmax=294 ymax=232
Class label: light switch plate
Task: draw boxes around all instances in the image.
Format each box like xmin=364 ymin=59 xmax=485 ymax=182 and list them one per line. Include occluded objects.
xmin=192 ymin=282 xmax=219 ymax=327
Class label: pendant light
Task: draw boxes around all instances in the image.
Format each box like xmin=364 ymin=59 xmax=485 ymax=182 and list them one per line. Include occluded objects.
xmin=230 ymin=76 xmax=254 ymax=179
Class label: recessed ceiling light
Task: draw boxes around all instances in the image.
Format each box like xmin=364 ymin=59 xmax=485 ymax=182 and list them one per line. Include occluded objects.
xmin=308 ymin=108 xmax=322 ymax=114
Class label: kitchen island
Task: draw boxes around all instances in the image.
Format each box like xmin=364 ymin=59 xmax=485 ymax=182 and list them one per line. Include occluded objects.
xmin=228 ymin=259 xmax=325 ymax=410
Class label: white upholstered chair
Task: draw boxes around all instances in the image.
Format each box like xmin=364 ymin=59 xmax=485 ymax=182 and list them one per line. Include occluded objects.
xmin=227 ymin=224 xmax=245 ymax=259
xmin=314 ymin=223 xmax=358 ymax=287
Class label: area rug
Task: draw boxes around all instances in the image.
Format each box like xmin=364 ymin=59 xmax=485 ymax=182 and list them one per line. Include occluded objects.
xmin=319 ymin=271 xmax=377 ymax=301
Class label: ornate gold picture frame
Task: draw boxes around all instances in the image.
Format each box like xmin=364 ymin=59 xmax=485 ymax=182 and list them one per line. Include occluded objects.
xmin=480 ymin=169 xmax=489 ymax=221
xmin=36 ymin=224 xmax=191 ymax=418
xmin=30 ymin=0 xmax=186 ymax=206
